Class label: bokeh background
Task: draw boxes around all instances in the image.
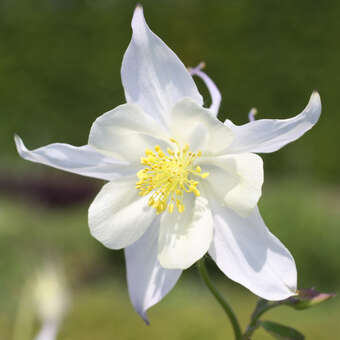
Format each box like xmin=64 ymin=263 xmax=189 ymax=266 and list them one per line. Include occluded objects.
xmin=1 ymin=0 xmax=339 ymax=339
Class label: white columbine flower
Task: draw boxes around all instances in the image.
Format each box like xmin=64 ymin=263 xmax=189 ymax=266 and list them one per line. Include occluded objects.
xmin=33 ymin=264 xmax=69 ymax=340
xmin=15 ymin=6 xmax=321 ymax=323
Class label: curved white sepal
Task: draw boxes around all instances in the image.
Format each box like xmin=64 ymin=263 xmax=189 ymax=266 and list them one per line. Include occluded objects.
xmin=15 ymin=135 xmax=128 ymax=181
xmin=125 ymin=219 xmax=182 ymax=324
xmin=225 ymin=92 xmax=321 ymax=154
xmin=121 ymin=6 xmax=203 ymax=127
xmin=209 ymin=205 xmax=297 ymax=301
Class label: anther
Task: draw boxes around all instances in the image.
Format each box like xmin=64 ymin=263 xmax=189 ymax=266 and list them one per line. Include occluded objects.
xmin=145 ymin=149 xmax=154 ymax=156
xmin=201 ymin=172 xmax=209 ymax=179
xmin=193 ymin=188 xmax=200 ymax=196
xmin=136 ymin=139 xmax=208 ymax=214
xmin=183 ymin=144 xmax=189 ymax=153
xmin=168 ymin=203 xmax=174 ymax=213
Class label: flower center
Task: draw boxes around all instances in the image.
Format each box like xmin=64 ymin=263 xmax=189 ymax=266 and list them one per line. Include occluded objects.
xmin=136 ymin=138 xmax=209 ymax=215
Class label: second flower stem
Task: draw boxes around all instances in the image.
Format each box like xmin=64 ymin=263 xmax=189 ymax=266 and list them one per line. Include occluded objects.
xmin=197 ymin=257 xmax=243 ymax=340
xmin=243 ymin=299 xmax=282 ymax=338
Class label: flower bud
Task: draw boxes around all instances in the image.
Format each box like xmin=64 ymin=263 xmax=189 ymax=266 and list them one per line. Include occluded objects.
xmin=285 ymin=288 xmax=335 ymax=310
xmin=33 ymin=264 xmax=69 ymax=324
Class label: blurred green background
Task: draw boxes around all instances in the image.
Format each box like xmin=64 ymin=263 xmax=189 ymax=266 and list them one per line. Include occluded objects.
xmin=0 ymin=0 xmax=339 ymax=339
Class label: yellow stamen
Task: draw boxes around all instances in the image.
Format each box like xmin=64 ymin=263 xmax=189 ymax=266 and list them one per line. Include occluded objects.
xmin=177 ymin=202 xmax=185 ymax=213
xmin=145 ymin=149 xmax=154 ymax=156
xmin=168 ymin=203 xmax=174 ymax=213
xmin=136 ymin=138 xmax=210 ymax=214
xmin=148 ymin=197 xmax=155 ymax=206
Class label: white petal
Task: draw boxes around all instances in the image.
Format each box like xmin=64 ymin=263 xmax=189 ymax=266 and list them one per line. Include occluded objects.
xmin=88 ymin=177 xmax=155 ymax=249
xmin=225 ymin=92 xmax=321 ymax=154
xmin=169 ymin=98 xmax=233 ymax=154
xmin=158 ymin=195 xmax=213 ymax=269
xmin=14 ymin=135 xmax=128 ymax=181
xmin=121 ymin=6 xmax=202 ymax=127
xmin=209 ymin=206 xmax=297 ymax=301
xmin=88 ymin=103 xmax=169 ymax=163
xmin=199 ymin=153 xmax=263 ymax=217
xmin=125 ymin=219 xmax=181 ymax=324
xmin=189 ymin=63 xmax=221 ymax=115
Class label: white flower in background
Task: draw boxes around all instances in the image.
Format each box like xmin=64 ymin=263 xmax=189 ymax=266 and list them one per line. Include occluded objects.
xmin=33 ymin=264 xmax=69 ymax=340
xmin=15 ymin=6 xmax=321 ymax=323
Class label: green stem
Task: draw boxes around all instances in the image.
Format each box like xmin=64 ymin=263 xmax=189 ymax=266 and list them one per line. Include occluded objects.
xmin=197 ymin=257 xmax=242 ymax=340
xmin=12 ymin=281 xmax=34 ymax=340
xmin=243 ymin=299 xmax=282 ymax=339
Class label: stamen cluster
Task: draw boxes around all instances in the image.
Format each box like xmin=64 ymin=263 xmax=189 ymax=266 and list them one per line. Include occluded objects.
xmin=136 ymin=138 xmax=209 ymax=214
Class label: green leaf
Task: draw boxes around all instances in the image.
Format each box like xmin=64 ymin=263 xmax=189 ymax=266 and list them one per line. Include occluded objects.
xmin=260 ymin=321 xmax=305 ymax=340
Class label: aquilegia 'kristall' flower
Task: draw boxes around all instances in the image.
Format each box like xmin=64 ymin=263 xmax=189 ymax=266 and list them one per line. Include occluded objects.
xmin=15 ymin=6 xmax=321 ymax=323
xmin=33 ymin=263 xmax=69 ymax=340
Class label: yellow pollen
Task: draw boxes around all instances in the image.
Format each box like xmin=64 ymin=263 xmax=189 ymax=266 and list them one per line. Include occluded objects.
xmin=136 ymin=138 xmax=209 ymax=214
xmin=168 ymin=203 xmax=174 ymax=213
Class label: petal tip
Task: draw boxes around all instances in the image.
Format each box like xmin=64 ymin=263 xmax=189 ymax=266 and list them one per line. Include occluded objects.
xmin=143 ymin=315 xmax=150 ymax=326
xmin=311 ymin=90 xmax=321 ymax=104
xmin=158 ymin=256 xmax=172 ymax=269
xmin=132 ymin=3 xmax=145 ymax=28
xmin=158 ymin=254 xmax=191 ymax=270
xmin=134 ymin=304 xmax=150 ymax=325
xmin=14 ymin=133 xmax=21 ymax=144
xmin=307 ymin=91 xmax=321 ymax=124
xmin=14 ymin=134 xmax=26 ymax=155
